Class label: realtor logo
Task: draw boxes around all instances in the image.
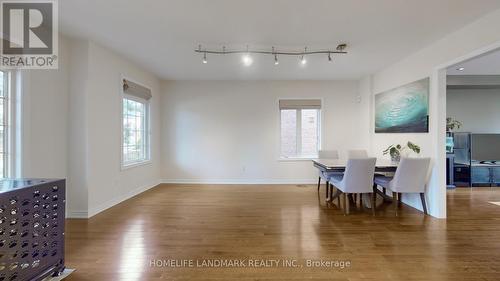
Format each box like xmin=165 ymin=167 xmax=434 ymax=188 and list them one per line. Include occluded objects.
xmin=1 ymin=0 xmax=58 ymax=69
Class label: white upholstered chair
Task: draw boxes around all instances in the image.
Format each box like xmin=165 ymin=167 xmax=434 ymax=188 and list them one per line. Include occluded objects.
xmin=347 ymin=149 xmax=368 ymax=158
xmin=346 ymin=150 xmax=369 ymax=203
xmin=317 ymin=150 xmax=339 ymax=198
xmin=328 ymin=158 xmax=377 ymax=215
xmin=374 ymin=157 xmax=431 ymax=216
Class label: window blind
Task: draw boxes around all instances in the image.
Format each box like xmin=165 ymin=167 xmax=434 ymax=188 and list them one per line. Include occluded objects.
xmin=279 ymin=99 xmax=321 ymax=110
xmin=123 ymin=79 xmax=152 ymax=100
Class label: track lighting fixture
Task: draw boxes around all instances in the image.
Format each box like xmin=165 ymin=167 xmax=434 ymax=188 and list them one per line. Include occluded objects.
xmin=242 ymin=45 xmax=253 ymax=66
xmin=272 ymin=47 xmax=279 ymax=65
xmin=300 ymin=47 xmax=307 ymax=65
xmin=300 ymin=56 xmax=306 ymax=65
xmin=195 ymin=44 xmax=348 ymax=66
xmin=199 ymin=45 xmax=208 ymax=64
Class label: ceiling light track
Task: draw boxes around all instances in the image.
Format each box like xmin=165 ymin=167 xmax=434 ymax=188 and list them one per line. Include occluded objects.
xmin=196 ymin=44 xmax=347 ymax=56
xmin=196 ymin=44 xmax=347 ymax=64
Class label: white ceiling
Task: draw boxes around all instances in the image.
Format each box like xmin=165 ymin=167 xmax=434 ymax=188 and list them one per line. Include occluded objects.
xmin=448 ymin=49 xmax=500 ymax=75
xmin=59 ymin=0 xmax=500 ymax=80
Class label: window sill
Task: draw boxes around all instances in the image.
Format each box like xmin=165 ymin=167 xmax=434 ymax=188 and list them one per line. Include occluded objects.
xmin=278 ymin=157 xmax=318 ymax=162
xmin=121 ymin=160 xmax=152 ymax=171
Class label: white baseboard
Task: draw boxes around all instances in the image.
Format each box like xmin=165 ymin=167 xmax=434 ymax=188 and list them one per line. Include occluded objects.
xmin=161 ymin=179 xmax=318 ymax=185
xmin=66 ymin=210 xmax=88 ymax=219
xmin=87 ymin=180 xmax=161 ymax=218
xmin=66 ymin=180 xmax=161 ymax=219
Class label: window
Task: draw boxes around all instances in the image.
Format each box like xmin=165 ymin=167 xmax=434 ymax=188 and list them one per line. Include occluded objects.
xmin=279 ymin=99 xmax=321 ymax=159
xmin=0 ymin=71 xmax=7 ymax=177
xmin=121 ymin=78 xmax=152 ymax=168
xmin=0 ymin=70 xmax=21 ymax=179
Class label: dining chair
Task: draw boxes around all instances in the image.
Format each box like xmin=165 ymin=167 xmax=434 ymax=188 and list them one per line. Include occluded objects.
xmin=317 ymin=150 xmax=339 ymax=198
xmin=347 ymin=149 xmax=368 ymax=158
xmin=373 ymin=157 xmax=431 ymax=216
xmin=328 ymin=158 xmax=377 ymax=215
xmin=345 ymin=150 xmax=369 ymax=203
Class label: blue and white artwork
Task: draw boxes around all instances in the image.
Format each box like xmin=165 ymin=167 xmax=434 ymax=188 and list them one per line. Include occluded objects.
xmin=375 ymin=78 xmax=429 ymax=133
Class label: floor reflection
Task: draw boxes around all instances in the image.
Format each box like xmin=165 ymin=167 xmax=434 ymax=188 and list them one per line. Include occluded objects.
xmin=120 ymin=222 xmax=145 ymax=281
xmin=280 ymin=206 xmax=321 ymax=257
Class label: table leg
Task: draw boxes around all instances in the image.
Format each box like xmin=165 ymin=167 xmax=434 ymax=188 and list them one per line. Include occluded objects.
xmin=327 ymin=188 xmax=343 ymax=203
xmin=348 ymin=194 xmax=356 ymax=206
xmin=371 ymin=192 xmax=376 ymax=216
xmin=393 ymin=192 xmax=398 ymax=216
xmin=374 ymin=185 xmax=393 ymax=202
xmin=325 ymin=181 xmax=329 ymax=199
xmin=345 ymin=193 xmax=350 ymax=215
xmin=338 ymin=191 xmax=346 ymax=213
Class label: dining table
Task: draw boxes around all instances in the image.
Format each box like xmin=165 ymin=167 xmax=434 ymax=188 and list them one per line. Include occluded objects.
xmin=312 ymin=158 xmax=398 ymax=203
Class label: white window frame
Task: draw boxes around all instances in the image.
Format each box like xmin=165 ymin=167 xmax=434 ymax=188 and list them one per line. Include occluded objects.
xmin=0 ymin=70 xmax=21 ymax=178
xmin=120 ymin=77 xmax=151 ymax=170
xmin=0 ymin=70 xmax=8 ymax=178
xmin=279 ymin=107 xmax=322 ymax=161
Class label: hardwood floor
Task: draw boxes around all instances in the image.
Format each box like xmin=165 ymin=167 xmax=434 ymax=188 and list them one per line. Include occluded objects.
xmin=65 ymin=185 xmax=500 ymax=280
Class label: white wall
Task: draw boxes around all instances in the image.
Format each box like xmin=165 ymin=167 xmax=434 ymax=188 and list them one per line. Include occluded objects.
xmin=368 ymin=8 xmax=500 ymax=218
xmin=21 ymin=36 xmax=87 ymax=214
xmin=20 ymin=35 xmax=162 ymax=218
xmin=84 ymin=41 xmax=161 ymax=217
xmin=160 ymin=80 xmax=369 ymax=183
xmin=67 ymin=38 xmax=90 ymax=216
xmin=447 ymin=89 xmax=500 ymax=133
xmin=22 ymin=36 xmax=70 ymax=179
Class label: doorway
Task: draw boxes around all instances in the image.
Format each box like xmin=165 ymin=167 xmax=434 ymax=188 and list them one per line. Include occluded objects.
xmin=444 ymin=48 xmax=500 ymax=213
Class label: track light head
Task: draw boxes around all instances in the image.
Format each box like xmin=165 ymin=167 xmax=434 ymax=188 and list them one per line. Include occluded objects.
xmin=300 ymin=47 xmax=307 ymax=65
xmin=242 ymin=54 xmax=253 ymax=66
xmin=300 ymin=56 xmax=307 ymax=65
xmin=202 ymin=52 xmax=207 ymax=64
xmin=328 ymin=53 xmax=332 ymax=62
xmin=274 ymin=54 xmax=279 ymax=65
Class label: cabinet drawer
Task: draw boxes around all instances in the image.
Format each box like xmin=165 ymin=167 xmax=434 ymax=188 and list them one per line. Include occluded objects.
xmin=454 ymin=166 xmax=470 ymax=183
xmin=472 ymin=167 xmax=491 ymax=184
xmin=492 ymin=167 xmax=500 ymax=183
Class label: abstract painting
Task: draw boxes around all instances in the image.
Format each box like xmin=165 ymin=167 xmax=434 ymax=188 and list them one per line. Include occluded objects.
xmin=375 ymin=78 xmax=429 ymax=133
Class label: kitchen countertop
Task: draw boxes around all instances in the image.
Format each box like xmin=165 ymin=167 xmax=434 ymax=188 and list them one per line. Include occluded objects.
xmin=471 ymin=161 xmax=500 ymax=167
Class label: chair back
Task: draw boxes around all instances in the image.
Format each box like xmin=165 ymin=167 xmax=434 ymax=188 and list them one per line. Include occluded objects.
xmin=391 ymin=157 xmax=431 ymax=192
xmin=318 ymin=150 xmax=339 ymax=159
xmin=347 ymin=149 xmax=368 ymax=159
xmin=342 ymin=158 xmax=377 ymax=193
